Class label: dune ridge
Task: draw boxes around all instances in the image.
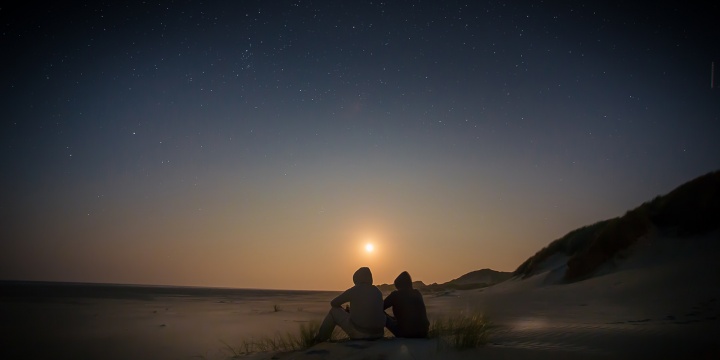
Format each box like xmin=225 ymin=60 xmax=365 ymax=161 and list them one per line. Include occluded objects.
xmin=514 ymin=170 xmax=720 ymax=281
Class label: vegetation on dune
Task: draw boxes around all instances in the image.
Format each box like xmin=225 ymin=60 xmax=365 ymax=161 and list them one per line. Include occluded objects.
xmin=513 ymin=220 xmax=610 ymax=279
xmin=565 ymin=208 xmax=651 ymax=281
xmin=645 ymin=170 xmax=720 ymax=236
xmin=222 ymin=321 xmax=325 ymax=357
xmin=429 ymin=312 xmax=491 ymax=350
xmin=514 ymin=170 xmax=720 ymax=282
xmin=224 ymin=312 xmax=491 ymax=357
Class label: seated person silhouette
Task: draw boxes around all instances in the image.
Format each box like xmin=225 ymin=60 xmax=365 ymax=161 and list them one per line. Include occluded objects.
xmin=314 ymin=267 xmax=385 ymax=342
xmin=383 ymin=271 xmax=429 ymax=338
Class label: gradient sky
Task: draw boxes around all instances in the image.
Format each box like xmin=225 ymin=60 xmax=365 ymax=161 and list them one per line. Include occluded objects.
xmin=2 ymin=1 xmax=719 ymax=291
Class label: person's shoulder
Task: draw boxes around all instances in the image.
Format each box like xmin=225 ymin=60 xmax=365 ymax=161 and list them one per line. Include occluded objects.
xmin=339 ymin=285 xmax=359 ymax=296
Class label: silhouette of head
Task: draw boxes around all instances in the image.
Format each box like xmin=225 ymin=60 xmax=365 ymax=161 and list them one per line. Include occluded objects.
xmin=394 ymin=271 xmax=413 ymax=290
xmin=353 ymin=267 xmax=373 ymax=285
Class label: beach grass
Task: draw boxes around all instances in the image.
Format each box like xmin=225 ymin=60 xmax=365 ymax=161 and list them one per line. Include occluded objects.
xmin=223 ymin=320 xmax=349 ymax=357
xmin=428 ymin=311 xmax=491 ymax=350
xmin=225 ymin=312 xmax=490 ymax=357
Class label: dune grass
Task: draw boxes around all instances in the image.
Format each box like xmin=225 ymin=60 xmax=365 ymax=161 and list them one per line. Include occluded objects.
xmin=515 ymin=170 xmax=720 ymax=282
xmin=224 ymin=312 xmax=490 ymax=357
xmin=566 ymin=207 xmax=651 ymax=281
xmin=222 ymin=320 xmax=345 ymax=357
xmin=514 ymin=220 xmax=610 ymax=278
xmin=428 ymin=312 xmax=491 ymax=350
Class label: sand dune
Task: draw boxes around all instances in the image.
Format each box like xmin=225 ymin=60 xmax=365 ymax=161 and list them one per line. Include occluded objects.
xmin=254 ymin=231 xmax=720 ymax=359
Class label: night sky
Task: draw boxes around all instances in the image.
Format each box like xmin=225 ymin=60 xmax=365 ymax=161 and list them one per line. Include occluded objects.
xmin=2 ymin=1 xmax=719 ymax=290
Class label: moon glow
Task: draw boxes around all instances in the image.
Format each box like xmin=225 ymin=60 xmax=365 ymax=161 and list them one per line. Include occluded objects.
xmin=365 ymin=243 xmax=374 ymax=253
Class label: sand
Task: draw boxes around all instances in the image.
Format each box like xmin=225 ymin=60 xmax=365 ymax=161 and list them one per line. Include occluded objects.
xmin=2 ymin=232 xmax=719 ymax=359
xmin=251 ymin=231 xmax=720 ymax=360
xmin=1 ymin=289 xmax=339 ymax=359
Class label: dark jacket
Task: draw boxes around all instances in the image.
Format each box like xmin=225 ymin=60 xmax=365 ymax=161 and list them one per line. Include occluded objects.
xmin=383 ymin=271 xmax=429 ymax=338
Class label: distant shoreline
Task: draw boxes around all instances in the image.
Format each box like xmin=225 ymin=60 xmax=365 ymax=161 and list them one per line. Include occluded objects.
xmin=0 ymin=280 xmax=339 ymax=301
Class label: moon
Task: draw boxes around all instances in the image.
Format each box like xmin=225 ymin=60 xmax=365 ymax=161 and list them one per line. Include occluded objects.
xmin=365 ymin=243 xmax=374 ymax=253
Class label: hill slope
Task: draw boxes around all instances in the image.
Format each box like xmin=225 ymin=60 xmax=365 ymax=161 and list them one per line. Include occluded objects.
xmin=377 ymin=268 xmax=512 ymax=293
xmin=446 ymin=268 xmax=513 ymax=286
xmin=514 ymin=170 xmax=720 ymax=282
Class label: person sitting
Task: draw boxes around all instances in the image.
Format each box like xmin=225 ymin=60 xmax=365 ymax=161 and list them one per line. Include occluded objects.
xmin=383 ymin=271 xmax=429 ymax=338
xmin=314 ymin=267 xmax=385 ymax=342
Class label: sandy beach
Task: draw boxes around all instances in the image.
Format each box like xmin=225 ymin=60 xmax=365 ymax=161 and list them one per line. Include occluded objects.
xmin=1 ymin=288 xmax=341 ymax=359
xmin=2 ymin=232 xmax=719 ymax=360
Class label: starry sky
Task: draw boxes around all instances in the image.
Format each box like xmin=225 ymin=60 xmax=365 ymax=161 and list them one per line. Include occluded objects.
xmin=2 ymin=1 xmax=719 ymax=291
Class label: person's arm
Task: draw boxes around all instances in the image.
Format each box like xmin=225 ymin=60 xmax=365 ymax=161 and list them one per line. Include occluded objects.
xmin=416 ymin=290 xmax=430 ymax=327
xmin=416 ymin=289 xmax=426 ymax=306
xmin=383 ymin=291 xmax=395 ymax=310
xmin=330 ymin=287 xmax=353 ymax=308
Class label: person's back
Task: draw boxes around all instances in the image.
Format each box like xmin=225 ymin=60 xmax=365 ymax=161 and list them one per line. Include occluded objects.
xmin=315 ymin=267 xmax=385 ymax=342
xmin=331 ymin=269 xmax=385 ymax=333
xmin=384 ymin=271 xmax=429 ymax=338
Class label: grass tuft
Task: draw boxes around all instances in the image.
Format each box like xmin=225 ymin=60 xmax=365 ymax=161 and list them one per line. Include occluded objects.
xmin=223 ymin=321 xmax=338 ymax=357
xmin=428 ymin=312 xmax=490 ymax=350
xmin=226 ymin=312 xmax=491 ymax=357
